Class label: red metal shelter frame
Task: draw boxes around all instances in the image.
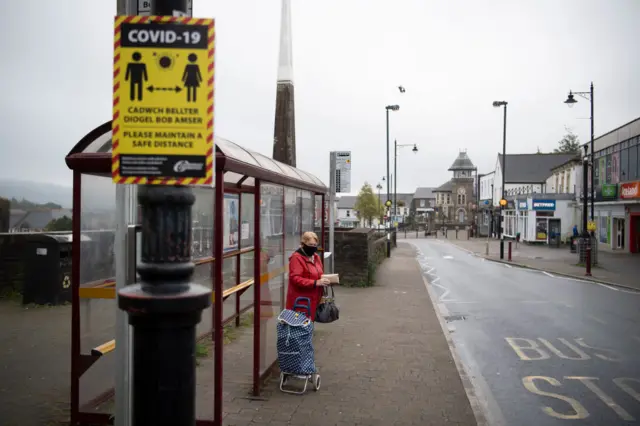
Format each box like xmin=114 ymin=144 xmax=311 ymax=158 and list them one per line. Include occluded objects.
xmin=65 ymin=121 xmax=327 ymax=426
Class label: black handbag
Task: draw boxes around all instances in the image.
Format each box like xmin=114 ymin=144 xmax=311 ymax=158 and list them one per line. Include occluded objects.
xmin=315 ymin=286 xmax=339 ymax=323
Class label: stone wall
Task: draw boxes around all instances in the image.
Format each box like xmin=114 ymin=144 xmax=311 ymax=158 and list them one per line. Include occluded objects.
xmin=316 ymin=227 xmax=395 ymax=287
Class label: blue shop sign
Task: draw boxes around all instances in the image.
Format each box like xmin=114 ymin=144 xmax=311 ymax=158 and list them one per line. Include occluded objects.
xmin=517 ymin=200 xmax=528 ymax=210
xmin=531 ymin=199 xmax=556 ymax=211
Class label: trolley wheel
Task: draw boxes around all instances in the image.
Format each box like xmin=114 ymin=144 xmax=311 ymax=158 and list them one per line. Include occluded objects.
xmin=312 ymin=374 xmax=321 ymax=391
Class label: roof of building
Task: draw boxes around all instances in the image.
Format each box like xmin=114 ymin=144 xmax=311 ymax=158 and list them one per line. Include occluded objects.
xmin=498 ymin=153 xmax=577 ymax=183
xmin=550 ymin=155 xmax=582 ymax=172
xmin=448 ymin=151 xmax=476 ymax=171
xmin=413 ymin=187 xmax=436 ymax=199
xmin=434 ymin=180 xmax=454 ymax=192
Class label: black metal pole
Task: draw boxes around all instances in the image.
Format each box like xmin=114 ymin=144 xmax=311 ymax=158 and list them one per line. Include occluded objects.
xmin=118 ymin=2 xmax=212 ymax=426
xmin=590 ymin=82 xmax=595 ymax=223
xmin=386 ymin=108 xmax=391 ymax=257
xmin=386 ymin=108 xmax=390 ymax=210
xmin=582 ymin=155 xmax=589 ymax=235
xmin=500 ymin=104 xmax=507 ymax=260
xmin=394 ymin=139 xmax=397 ymax=219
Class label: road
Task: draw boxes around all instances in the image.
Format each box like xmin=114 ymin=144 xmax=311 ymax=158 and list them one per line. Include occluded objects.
xmin=406 ymin=238 xmax=640 ymax=426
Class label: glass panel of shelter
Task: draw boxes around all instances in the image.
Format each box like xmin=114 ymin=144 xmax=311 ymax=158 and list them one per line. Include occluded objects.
xmin=78 ymin=173 xmax=118 ymax=415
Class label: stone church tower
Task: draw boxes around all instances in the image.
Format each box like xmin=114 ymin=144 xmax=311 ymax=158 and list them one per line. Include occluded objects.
xmin=272 ymin=0 xmax=297 ymax=167
xmin=434 ymin=150 xmax=476 ymax=225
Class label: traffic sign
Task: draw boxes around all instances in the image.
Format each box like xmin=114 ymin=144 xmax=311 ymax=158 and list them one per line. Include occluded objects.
xmin=334 ymin=151 xmax=351 ymax=193
xmin=112 ymin=16 xmax=215 ymax=185
xmin=138 ymin=0 xmax=193 ymax=16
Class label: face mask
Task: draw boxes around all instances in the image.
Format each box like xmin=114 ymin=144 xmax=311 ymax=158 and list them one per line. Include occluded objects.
xmin=302 ymin=244 xmax=318 ymax=256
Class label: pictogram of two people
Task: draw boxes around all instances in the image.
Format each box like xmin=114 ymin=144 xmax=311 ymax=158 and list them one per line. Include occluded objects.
xmin=125 ymin=51 xmax=202 ymax=102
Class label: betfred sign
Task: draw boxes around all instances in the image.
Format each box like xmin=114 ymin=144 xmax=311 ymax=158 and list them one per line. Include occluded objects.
xmin=620 ymin=181 xmax=640 ymax=199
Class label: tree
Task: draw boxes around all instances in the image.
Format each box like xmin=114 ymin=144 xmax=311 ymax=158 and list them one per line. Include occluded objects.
xmin=554 ymin=127 xmax=581 ymax=154
xmin=45 ymin=215 xmax=72 ymax=232
xmin=354 ymin=182 xmax=382 ymax=227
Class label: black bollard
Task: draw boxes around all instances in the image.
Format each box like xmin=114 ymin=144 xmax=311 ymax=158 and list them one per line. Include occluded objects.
xmin=118 ymin=186 xmax=211 ymax=426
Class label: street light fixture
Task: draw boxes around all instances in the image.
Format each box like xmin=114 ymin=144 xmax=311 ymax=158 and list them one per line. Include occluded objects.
xmin=385 ymin=104 xmax=400 ymax=258
xmin=564 ymin=82 xmax=594 ymax=223
xmin=493 ymin=100 xmax=508 ymax=260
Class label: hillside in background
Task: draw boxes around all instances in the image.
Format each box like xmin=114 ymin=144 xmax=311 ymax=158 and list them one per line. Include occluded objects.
xmin=0 ymin=179 xmax=72 ymax=208
xmin=0 ymin=179 xmax=115 ymax=211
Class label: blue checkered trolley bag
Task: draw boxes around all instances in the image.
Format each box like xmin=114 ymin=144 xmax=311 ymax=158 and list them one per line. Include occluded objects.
xmin=277 ymin=297 xmax=321 ymax=394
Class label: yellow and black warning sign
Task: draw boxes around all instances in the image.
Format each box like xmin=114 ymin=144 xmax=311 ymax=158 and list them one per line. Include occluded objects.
xmin=112 ymin=16 xmax=215 ymax=185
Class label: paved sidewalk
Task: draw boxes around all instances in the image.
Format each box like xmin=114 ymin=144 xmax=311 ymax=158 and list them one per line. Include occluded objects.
xmin=220 ymin=243 xmax=479 ymax=426
xmin=425 ymin=233 xmax=640 ymax=291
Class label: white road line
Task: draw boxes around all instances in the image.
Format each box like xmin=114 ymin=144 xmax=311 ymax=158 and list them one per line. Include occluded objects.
xmin=596 ymin=283 xmax=619 ymax=291
xmin=542 ymin=271 xmax=554 ymax=278
xmin=503 ymin=264 xmax=512 ymax=268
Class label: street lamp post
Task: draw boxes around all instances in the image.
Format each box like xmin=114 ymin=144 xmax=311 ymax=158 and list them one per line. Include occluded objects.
xmin=565 ymin=82 xmax=594 ymax=223
xmin=493 ymin=100 xmax=508 ymax=260
xmin=376 ymin=182 xmax=383 ymax=230
xmin=394 ymin=140 xmax=418 ymax=221
xmin=385 ymin=105 xmax=399 ymax=257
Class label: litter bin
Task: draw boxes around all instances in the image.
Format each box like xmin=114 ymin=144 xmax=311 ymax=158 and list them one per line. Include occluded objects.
xmin=22 ymin=233 xmax=73 ymax=305
xmin=569 ymin=236 xmax=577 ymax=253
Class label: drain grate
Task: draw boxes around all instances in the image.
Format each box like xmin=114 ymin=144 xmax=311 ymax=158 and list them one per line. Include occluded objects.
xmin=444 ymin=314 xmax=467 ymax=322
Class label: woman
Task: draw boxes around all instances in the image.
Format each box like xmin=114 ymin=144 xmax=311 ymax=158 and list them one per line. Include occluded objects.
xmin=287 ymin=231 xmax=330 ymax=321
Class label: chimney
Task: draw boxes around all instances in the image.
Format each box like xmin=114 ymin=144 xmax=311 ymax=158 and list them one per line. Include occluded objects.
xmin=272 ymin=0 xmax=297 ymax=167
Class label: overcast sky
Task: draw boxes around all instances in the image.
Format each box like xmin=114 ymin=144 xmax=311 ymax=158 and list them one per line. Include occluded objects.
xmin=1 ymin=0 xmax=639 ymax=194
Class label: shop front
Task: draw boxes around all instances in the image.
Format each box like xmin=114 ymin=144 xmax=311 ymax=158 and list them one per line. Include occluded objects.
xmin=620 ymin=181 xmax=640 ymax=253
xmin=515 ymin=198 xmax=576 ymax=244
xmin=594 ymin=183 xmax=628 ymax=251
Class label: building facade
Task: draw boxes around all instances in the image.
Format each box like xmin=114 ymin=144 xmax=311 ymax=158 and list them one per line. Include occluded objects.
xmin=479 ymin=152 xmax=578 ymax=242
xmin=434 ymin=151 xmax=476 ymax=226
xmin=586 ymin=116 xmax=640 ymax=253
xmin=411 ymin=187 xmax=436 ymax=228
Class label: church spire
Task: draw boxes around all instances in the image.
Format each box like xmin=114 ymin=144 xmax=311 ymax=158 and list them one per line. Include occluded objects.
xmin=272 ymin=0 xmax=297 ymax=167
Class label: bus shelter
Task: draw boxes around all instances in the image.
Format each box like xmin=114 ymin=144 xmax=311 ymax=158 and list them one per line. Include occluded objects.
xmin=65 ymin=121 xmax=328 ymax=425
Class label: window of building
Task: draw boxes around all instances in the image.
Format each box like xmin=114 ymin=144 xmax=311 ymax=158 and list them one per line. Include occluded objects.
xmin=566 ymin=171 xmax=571 ymax=193
xmin=346 ymin=210 xmax=350 ymax=217
xmin=420 ymin=199 xmax=426 ymax=207
xmin=446 ymin=194 xmax=451 ymax=204
xmin=611 ymin=151 xmax=620 ymax=184
xmin=621 ymin=147 xmax=629 ymax=181
xmin=630 ymin=145 xmax=638 ymax=181
xmin=555 ymin=174 xmax=559 ymax=192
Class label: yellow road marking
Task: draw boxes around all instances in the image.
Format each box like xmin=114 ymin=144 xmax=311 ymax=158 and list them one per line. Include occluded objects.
xmin=522 ymin=376 xmax=588 ymax=420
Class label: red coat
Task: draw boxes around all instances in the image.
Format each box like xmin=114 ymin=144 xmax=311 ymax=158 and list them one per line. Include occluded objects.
xmin=286 ymin=250 xmax=324 ymax=321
